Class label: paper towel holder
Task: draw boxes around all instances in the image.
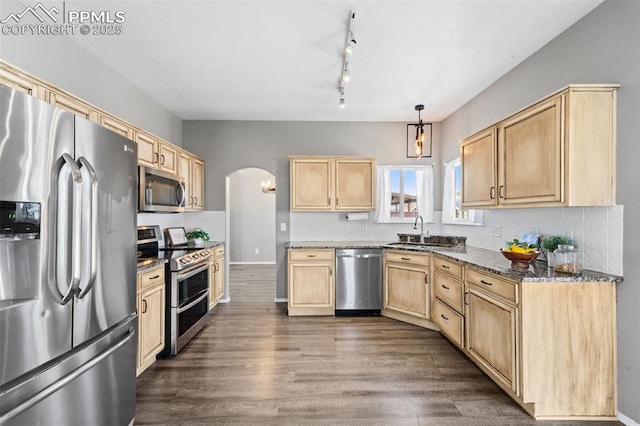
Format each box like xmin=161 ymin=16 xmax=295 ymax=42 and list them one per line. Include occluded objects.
xmin=346 ymin=212 xmax=369 ymax=221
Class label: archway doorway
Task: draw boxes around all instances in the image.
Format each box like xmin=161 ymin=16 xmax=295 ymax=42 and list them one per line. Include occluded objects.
xmin=224 ymin=167 xmax=276 ymax=302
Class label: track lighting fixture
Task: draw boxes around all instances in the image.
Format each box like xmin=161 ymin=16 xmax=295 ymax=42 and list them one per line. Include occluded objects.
xmin=338 ymin=10 xmax=356 ymax=108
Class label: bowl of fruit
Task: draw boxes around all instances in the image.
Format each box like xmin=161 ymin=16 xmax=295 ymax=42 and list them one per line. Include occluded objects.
xmin=501 ymin=239 xmax=539 ymax=270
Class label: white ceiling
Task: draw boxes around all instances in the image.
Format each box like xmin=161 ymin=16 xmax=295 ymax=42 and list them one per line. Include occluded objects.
xmin=67 ymin=1 xmax=604 ymax=122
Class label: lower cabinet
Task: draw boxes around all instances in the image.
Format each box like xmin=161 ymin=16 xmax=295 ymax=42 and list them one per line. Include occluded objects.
xmin=288 ymin=249 xmax=335 ymax=316
xmin=383 ymin=250 xmax=430 ymax=323
xmin=432 ymin=255 xmax=465 ymax=348
xmin=209 ymin=245 xmax=225 ymax=309
xmin=136 ymin=265 xmax=165 ymax=376
xmin=466 ymin=286 xmax=518 ymax=395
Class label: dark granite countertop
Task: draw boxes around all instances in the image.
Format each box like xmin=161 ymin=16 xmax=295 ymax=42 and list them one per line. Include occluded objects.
xmin=286 ymin=241 xmax=623 ymax=283
xmin=137 ymin=259 xmax=168 ymax=273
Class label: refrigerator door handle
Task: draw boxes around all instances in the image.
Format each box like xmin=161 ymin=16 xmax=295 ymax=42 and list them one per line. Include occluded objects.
xmin=54 ymin=153 xmax=83 ymax=305
xmin=76 ymin=157 xmax=98 ymax=299
xmin=0 ymin=326 xmax=136 ymax=424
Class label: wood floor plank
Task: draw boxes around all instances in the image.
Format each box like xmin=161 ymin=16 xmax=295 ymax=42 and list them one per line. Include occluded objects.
xmin=135 ymin=265 xmax=622 ymax=425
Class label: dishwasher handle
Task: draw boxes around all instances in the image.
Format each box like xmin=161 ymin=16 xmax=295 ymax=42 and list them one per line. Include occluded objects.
xmin=336 ymin=253 xmax=382 ymax=259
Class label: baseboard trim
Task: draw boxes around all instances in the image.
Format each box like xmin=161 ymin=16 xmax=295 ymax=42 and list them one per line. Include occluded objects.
xmin=619 ymin=412 xmax=640 ymax=426
xmin=274 ymin=298 xmax=288 ymax=303
xmin=228 ymin=261 xmax=276 ymax=265
xmin=218 ymin=297 xmax=230 ymax=304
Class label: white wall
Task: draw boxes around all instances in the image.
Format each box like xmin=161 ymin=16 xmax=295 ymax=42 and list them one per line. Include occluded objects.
xmin=228 ymin=168 xmax=276 ymax=263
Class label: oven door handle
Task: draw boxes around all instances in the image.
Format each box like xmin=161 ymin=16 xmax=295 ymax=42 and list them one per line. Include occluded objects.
xmin=176 ymin=262 xmax=210 ymax=280
xmin=177 ymin=290 xmax=209 ymax=314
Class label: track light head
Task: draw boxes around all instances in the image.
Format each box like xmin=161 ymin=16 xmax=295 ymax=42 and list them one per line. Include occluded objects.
xmin=342 ymin=67 xmax=350 ymax=82
xmin=345 ymin=33 xmax=356 ymax=55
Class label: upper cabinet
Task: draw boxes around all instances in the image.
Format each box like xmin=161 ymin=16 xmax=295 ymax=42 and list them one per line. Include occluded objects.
xmin=0 ymin=60 xmax=206 ymax=203
xmin=461 ymin=85 xmax=618 ymax=208
xmin=290 ymin=156 xmax=376 ymax=212
xmin=178 ymin=150 xmax=205 ymax=211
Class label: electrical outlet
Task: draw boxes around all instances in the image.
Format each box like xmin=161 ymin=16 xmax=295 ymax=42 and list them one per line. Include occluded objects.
xmin=255 ymin=248 xmax=259 ymax=254
xmin=361 ymin=223 xmax=367 ymax=232
xmin=280 ymin=222 xmax=286 ymax=232
xmin=308 ymin=223 xmax=314 ymax=232
xmin=492 ymin=225 xmax=502 ymax=237
xmin=342 ymin=223 xmax=348 ymax=231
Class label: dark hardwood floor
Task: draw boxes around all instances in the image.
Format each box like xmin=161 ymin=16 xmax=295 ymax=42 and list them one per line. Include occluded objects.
xmin=135 ymin=265 xmax=622 ymax=425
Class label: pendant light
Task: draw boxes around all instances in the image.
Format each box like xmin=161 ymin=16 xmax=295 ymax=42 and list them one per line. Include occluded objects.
xmin=406 ymin=104 xmax=432 ymax=159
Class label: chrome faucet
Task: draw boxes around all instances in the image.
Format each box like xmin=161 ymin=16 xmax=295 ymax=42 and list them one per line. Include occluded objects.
xmin=413 ymin=214 xmax=425 ymax=243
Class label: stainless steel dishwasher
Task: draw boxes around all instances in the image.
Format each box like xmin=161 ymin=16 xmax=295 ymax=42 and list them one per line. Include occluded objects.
xmin=335 ymin=248 xmax=382 ymax=315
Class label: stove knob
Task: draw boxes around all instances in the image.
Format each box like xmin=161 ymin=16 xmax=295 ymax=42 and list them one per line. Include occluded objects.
xmin=180 ymin=258 xmax=188 ymax=264
xmin=192 ymin=253 xmax=199 ymax=259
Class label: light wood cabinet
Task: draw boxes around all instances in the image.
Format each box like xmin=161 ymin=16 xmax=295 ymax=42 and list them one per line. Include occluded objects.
xmin=383 ymin=250 xmax=430 ymax=321
xmin=99 ymin=113 xmax=135 ymax=140
xmin=178 ymin=151 xmax=205 ymax=211
xmin=458 ymin=264 xmax=617 ymax=419
xmin=48 ymin=90 xmax=98 ymax=122
xmin=135 ymin=131 xmax=159 ymax=168
xmin=432 ymin=255 xmax=465 ymax=348
xmin=461 ymin=85 xmax=618 ymax=208
xmin=136 ymin=265 xmax=165 ymax=376
xmin=466 ymin=284 xmax=518 ymax=395
xmin=136 ymin=131 xmax=181 ymax=176
xmin=288 ymin=249 xmax=335 ymax=316
xmin=0 ymin=63 xmax=45 ymax=99
xmin=211 ymin=245 xmax=225 ymax=306
xmin=290 ymin=156 xmax=376 ymax=211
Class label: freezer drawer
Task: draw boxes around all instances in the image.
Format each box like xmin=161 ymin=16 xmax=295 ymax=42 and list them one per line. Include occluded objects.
xmin=0 ymin=316 xmax=137 ymax=426
xmin=335 ymin=249 xmax=382 ymax=313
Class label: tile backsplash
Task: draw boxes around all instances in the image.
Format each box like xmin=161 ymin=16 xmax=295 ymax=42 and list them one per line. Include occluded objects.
xmin=290 ymin=205 xmax=623 ymax=275
xmin=137 ymin=211 xmax=226 ymax=242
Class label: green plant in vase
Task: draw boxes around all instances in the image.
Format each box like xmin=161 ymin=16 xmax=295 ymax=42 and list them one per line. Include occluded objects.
xmin=541 ymin=235 xmax=576 ymax=266
xmin=185 ymin=229 xmax=210 ymax=246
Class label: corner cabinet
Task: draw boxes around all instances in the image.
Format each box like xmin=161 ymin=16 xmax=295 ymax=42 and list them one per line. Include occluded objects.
xmin=136 ymin=265 xmax=166 ymax=376
xmin=460 ymin=265 xmax=617 ymax=420
xmin=461 ymin=85 xmax=618 ymax=208
xmin=288 ymin=249 xmax=335 ymax=316
xmin=382 ymin=250 xmax=431 ymax=324
xmin=290 ymin=156 xmax=376 ymax=211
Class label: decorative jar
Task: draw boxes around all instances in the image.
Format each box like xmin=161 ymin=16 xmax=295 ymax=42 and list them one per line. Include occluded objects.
xmin=553 ymin=244 xmax=582 ymax=274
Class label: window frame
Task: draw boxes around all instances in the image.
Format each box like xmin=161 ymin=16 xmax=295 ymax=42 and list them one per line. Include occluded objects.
xmin=377 ymin=165 xmax=433 ymax=224
xmin=443 ymin=158 xmax=483 ymax=226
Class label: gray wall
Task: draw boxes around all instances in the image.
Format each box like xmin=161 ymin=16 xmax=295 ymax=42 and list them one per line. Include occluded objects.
xmin=0 ymin=0 xmax=183 ymax=145
xmin=183 ymin=120 xmax=442 ymax=300
xmin=228 ymin=168 xmax=276 ymax=263
xmin=439 ymin=1 xmax=640 ymax=421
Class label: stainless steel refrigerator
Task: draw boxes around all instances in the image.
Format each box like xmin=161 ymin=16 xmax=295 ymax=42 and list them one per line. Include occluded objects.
xmin=0 ymin=84 xmax=138 ymax=425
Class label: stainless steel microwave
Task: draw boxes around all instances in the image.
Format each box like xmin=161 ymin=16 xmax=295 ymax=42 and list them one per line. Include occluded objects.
xmin=138 ymin=166 xmax=185 ymax=213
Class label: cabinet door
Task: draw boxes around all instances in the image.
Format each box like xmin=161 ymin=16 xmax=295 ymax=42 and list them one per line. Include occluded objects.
xmin=99 ymin=114 xmax=134 ymax=140
xmin=209 ymin=259 xmax=217 ymax=309
xmin=498 ymin=96 xmax=563 ymax=205
xmin=137 ymin=284 xmax=165 ymax=375
xmin=191 ymin=157 xmax=205 ymax=210
xmin=178 ymin=151 xmax=193 ymax=208
xmin=48 ymin=90 xmax=98 ymax=122
xmin=384 ymin=263 xmax=429 ymax=319
xmin=290 ymin=158 xmax=333 ymax=211
xmin=466 ymin=288 xmax=518 ymax=395
xmin=288 ymin=262 xmax=334 ymax=315
xmin=0 ymin=65 xmax=45 ymax=99
xmin=335 ymin=159 xmax=376 ymax=211
xmin=158 ymin=142 xmax=178 ymax=175
xmin=214 ymin=256 xmax=225 ymax=301
xmin=136 ymin=131 xmax=159 ymax=168
xmin=461 ymin=128 xmax=497 ymax=207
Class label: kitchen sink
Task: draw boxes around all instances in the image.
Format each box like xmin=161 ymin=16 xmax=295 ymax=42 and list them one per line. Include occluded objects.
xmin=386 ymin=242 xmax=453 ymax=250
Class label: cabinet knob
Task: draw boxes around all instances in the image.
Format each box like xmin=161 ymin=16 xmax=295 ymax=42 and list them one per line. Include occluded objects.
xmin=441 ymin=264 xmax=450 ymax=269
xmin=142 ymin=299 xmax=147 ymax=314
xmin=498 ymin=185 xmax=505 ymax=199
xmin=440 ymin=314 xmax=449 ymax=321
xmin=442 ymin=285 xmax=450 ymax=290
xmin=480 ymin=279 xmax=493 ymax=286
xmin=490 ymin=186 xmax=495 ymax=200
xmin=160 ymin=154 xmax=165 ymax=165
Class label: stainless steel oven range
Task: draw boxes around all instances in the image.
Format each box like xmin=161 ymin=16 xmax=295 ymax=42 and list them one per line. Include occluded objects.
xmin=137 ymin=225 xmax=212 ymax=357
xmin=161 ymin=246 xmax=212 ymax=356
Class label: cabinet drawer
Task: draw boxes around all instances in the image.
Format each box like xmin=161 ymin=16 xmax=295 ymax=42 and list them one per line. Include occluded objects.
xmin=433 ymin=299 xmax=463 ymax=348
xmin=433 ymin=257 xmax=463 ymax=280
xmin=289 ymin=249 xmax=334 ymax=261
xmin=384 ymin=250 xmax=430 ymax=266
xmin=138 ymin=266 xmax=164 ymax=292
xmin=214 ymin=245 xmax=224 ymax=257
xmin=466 ymin=268 xmax=517 ymax=304
xmin=434 ymin=271 xmax=464 ymax=314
